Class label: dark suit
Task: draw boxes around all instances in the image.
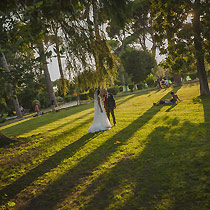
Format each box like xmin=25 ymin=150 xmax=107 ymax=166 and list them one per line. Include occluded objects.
xmin=104 ymin=93 xmax=116 ymax=125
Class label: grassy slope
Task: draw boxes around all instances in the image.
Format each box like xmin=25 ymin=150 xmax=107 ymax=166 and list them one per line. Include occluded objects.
xmin=0 ymin=83 xmax=210 ymax=210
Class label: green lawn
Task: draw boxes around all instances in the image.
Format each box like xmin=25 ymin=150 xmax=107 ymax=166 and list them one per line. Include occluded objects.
xmin=1 ymin=83 xmax=210 ymax=210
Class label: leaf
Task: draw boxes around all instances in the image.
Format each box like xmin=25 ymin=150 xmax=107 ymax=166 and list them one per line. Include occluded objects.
xmin=36 ymin=1 xmax=43 ymax=8
xmin=7 ymin=201 xmax=16 ymax=207
xmin=15 ymin=38 xmax=22 ymax=46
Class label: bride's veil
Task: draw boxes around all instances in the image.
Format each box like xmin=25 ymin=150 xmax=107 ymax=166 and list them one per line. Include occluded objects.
xmin=94 ymin=89 xmax=99 ymax=109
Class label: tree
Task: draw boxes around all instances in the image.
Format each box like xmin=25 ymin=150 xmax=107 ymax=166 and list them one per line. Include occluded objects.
xmin=151 ymin=0 xmax=210 ymax=95
xmin=37 ymin=41 xmax=57 ymax=106
xmin=0 ymin=53 xmax=22 ymax=118
xmin=120 ymin=48 xmax=156 ymax=84
xmin=50 ymin=21 xmax=67 ymax=97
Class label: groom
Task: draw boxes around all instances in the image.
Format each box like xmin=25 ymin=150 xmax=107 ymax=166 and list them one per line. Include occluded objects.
xmin=102 ymin=89 xmax=116 ymax=126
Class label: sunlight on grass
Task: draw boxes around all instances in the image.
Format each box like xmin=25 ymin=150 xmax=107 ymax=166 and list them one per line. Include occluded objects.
xmin=19 ymin=109 xmax=94 ymax=138
xmin=1 ymin=82 xmax=210 ymax=210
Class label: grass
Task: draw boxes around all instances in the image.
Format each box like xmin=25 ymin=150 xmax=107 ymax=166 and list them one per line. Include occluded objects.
xmin=1 ymin=82 xmax=210 ymax=210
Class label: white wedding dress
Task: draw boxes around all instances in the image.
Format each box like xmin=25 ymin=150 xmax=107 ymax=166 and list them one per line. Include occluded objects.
xmin=88 ymin=92 xmax=111 ymax=133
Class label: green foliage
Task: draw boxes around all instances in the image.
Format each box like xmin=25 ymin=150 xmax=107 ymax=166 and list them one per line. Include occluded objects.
xmin=189 ymin=73 xmax=197 ymax=80
xmin=120 ymin=48 xmax=156 ymax=84
xmin=145 ymin=73 xmax=155 ymax=87
xmin=64 ymin=95 xmax=77 ymax=102
xmin=137 ymin=83 xmax=144 ymax=90
xmin=151 ymin=0 xmax=210 ymax=94
xmin=0 ymin=118 xmax=6 ymax=123
xmin=36 ymin=92 xmax=50 ymax=109
xmin=88 ymin=88 xmax=95 ymax=99
xmin=119 ymin=86 xmax=123 ymax=92
xmin=56 ymin=96 xmax=64 ymax=102
xmin=107 ymin=86 xmax=120 ymax=95
xmin=79 ymin=93 xmax=89 ymax=101
xmin=128 ymin=84 xmax=134 ymax=92
xmin=53 ymin=79 xmax=70 ymax=97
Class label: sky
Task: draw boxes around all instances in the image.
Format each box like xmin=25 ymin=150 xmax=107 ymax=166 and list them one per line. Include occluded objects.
xmin=48 ymin=40 xmax=166 ymax=81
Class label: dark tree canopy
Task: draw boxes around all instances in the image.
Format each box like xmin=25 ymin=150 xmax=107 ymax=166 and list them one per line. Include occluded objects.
xmin=120 ymin=48 xmax=156 ymax=84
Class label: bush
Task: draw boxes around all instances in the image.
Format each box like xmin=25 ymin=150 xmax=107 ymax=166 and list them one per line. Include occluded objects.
xmin=168 ymin=75 xmax=174 ymax=82
xmin=146 ymin=73 xmax=155 ymax=87
xmin=0 ymin=118 xmax=6 ymax=123
xmin=80 ymin=93 xmax=89 ymax=100
xmin=119 ymin=86 xmax=123 ymax=92
xmin=107 ymin=86 xmax=119 ymax=95
xmin=36 ymin=92 xmax=51 ymax=109
xmin=189 ymin=73 xmax=197 ymax=80
xmin=137 ymin=83 xmax=144 ymax=90
xmin=88 ymin=89 xmax=95 ymax=99
xmin=128 ymin=84 xmax=134 ymax=92
xmin=64 ymin=95 xmax=77 ymax=102
xmin=56 ymin=96 xmax=64 ymax=102
xmin=32 ymin=100 xmax=40 ymax=107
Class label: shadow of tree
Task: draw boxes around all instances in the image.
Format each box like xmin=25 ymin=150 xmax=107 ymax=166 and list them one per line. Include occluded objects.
xmin=0 ymin=116 xmax=95 ymax=204
xmin=0 ymin=90 xmax=145 ymax=139
xmin=20 ymin=88 xmax=179 ymax=210
xmin=116 ymin=89 xmax=156 ymax=107
xmin=0 ymin=103 xmax=93 ymax=137
xmin=201 ymin=96 xmax=210 ymax=126
xmin=0 ymin=131 xmax=102 ymax=205
xmin=0 ymin=133 xmax=17 ymax=148
xmin=81 ymin=118 xmax=210 ymax=210
xmin=0 ymin=88 xmax=152 ymax=205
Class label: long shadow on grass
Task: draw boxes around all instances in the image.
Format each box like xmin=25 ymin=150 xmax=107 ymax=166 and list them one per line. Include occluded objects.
xmin=21 ymin=88 xmax=180 ymax=210
xmin=201 ymin=95 xmax=210 ymax=126
xmin=116 ymin=89 xmax=156 ymax=107
xmin=0 ymin=130 xmax=100 ymax=205
xmin=0 ymin=103 xmax=93 ymax=137
xmin=0 ymin=116 xmax=95 ymax=204
xmin=0 ymin=92 xmax=144 ymax=138
xmin=82 ymin=118 xmax=210 ymax=210
xmin=0 ymin=92 xmax=147 ymax=201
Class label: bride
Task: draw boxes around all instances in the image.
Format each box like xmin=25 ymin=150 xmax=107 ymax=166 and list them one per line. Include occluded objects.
xmin=88 ymin=89 xmax=111 ymax=133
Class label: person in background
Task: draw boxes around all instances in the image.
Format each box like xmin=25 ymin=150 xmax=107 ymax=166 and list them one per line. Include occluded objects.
xmin=157 ymin=78 xmax=161 ymax=90
xmin=20 ymin=106 xmax=24 ymax=115
xmin=35 ymin=104 xmax=40 ymax=116
xmin=153 ymin=92 xmax=181 ymax=106
xmin=164 ymin=78 xmax=169 ymax=88
xmin=160 ymin=78 xmax=165 ymax=88
xmin=51 ymin=100 xmax=56 ymax=112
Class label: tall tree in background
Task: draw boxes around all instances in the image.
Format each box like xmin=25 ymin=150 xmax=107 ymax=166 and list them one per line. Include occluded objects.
xmin=120 ymin=48 xmax=156 ymax=84
xmin=37 ymin=41 xmax=57 ymax=106
xmin=151 ymin=0 xmax=210 ymax=95
xmin=0 ymin=53 xmax=22 ymax=118
xmin=51 ymin=21 xmax=67 ymax=97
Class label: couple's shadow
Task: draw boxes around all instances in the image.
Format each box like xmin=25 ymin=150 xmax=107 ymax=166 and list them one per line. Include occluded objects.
xmin=165 ymin=103 xmax=177 ymax=112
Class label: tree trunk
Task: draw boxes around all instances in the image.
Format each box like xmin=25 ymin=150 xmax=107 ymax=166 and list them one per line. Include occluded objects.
xmin=150 ymin=19 xmax=157 ymax=58
xmin=53 ymin=24 xmax=67 ymax=97
xmin=174 ymin=74 xmax=182 ymax=86
xmin=38 ymin=42 xmax=57 ymax=106
xmin=0 ymin=53 xmax=22 ymax=118
xmin=5 ymin=96 xmax=14 ymax=116
xmin=55 ymin=40 xmax=66 ymax=97
xmin=119 ymin=30 xmax=126 ymax=86
xmin=193 ymin=0 xmax=210 ymax=95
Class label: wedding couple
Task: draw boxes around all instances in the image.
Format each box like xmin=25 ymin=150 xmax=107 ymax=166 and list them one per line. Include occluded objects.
xmin=88 ymin=89 xmax=116 ymax=133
